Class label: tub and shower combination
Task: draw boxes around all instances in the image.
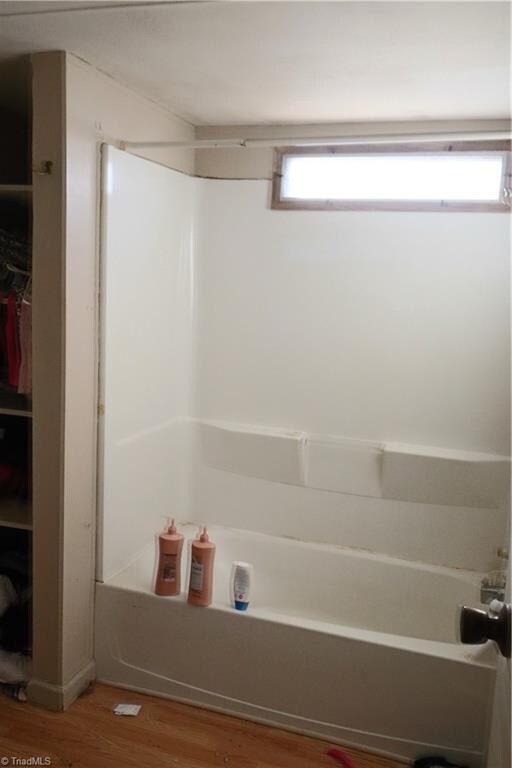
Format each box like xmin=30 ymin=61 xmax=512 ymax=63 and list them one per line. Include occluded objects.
xmin=96 ymin=146 xmax=508 ymax=768
xmin=96 ymin=524 xmax=495 ymax=766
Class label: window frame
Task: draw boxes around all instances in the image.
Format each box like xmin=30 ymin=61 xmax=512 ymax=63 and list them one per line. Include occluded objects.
xmin=271 ymin=141 xmax=512 ymax=212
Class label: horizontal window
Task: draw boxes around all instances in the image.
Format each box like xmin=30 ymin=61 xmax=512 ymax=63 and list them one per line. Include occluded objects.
xmin=272 ymin=142 xmax=511 ymax=212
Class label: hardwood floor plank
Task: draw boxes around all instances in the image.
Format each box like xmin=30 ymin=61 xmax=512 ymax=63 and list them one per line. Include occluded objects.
xmin=0 ymin=683 xmax=407 ymax=768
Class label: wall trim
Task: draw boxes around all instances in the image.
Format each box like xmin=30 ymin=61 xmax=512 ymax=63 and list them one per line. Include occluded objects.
xmin=27 ymin=661 xmax=96 ymax=711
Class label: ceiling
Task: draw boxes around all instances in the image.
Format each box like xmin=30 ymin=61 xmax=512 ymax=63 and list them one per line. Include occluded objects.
xmin=0 ymin=1 xmax=509 ymax=126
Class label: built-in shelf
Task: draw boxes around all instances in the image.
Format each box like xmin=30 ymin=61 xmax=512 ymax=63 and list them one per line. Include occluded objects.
xmin=0 ymin=497 xmax=32 ymax=530
xmin=0 ymin=183 xmax=32 ymax=417
xmin=0 ymin=391 xmax=32 ymax=418
xmin=0 ymin=184 xmax=32 ymax=202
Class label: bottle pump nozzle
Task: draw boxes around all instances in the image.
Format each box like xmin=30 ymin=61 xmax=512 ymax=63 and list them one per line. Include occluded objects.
xmin=199 ymin=525 xmax=209 ymax=543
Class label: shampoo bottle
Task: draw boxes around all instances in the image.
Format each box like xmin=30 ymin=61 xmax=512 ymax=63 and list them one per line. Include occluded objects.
xmin=154 ymin=519 xmax=184 ymax=597
xmin=187 ymin=526 xmax=215 ymax=607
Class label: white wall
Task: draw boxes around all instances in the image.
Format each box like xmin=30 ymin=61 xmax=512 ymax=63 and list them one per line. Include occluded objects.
xmin=100 ymin=146 xmax=197 ymax=581
xmin=100 ymin=156 xmax=510 ymax=580
xmin=184 ymin=178 xmax=509 ymax=572
xmin=195 ymin=180 xmax=510 ymax=455
xmin=29 ymin=52 xmax=195 ymax=708
xmin=190 ymin=464 xmax=506 ymax=572
xmin=30 ymin=51 xmax=69 ymax=710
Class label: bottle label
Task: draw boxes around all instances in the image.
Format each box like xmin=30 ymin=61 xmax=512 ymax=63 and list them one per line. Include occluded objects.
xmin=162 ymin=554 xmax=176 ymax=582
xmin=234 ymin=574 xmax=249 ymax=592
xmin=190 ymin=558 xmax=204 ymax=592
xmin=233 ymin=567 xmax=250 ymax=601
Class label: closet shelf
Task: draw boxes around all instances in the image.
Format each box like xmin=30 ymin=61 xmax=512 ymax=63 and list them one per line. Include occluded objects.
xmin=0 ymin=185 xmax=32 ymax=202
xmin=0 ymin=392 xmax=32 ymax=418
xmin=0 ymin=498 xmax=32 ymax=531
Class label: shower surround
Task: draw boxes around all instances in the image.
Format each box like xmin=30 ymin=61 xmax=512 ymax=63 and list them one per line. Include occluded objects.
xmin=96 ymin=146 xmax=510 ymax=765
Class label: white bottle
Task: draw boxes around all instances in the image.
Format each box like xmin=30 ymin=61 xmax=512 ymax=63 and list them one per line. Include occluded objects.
xmin=231 ymin=561 xmax=252 ymax=611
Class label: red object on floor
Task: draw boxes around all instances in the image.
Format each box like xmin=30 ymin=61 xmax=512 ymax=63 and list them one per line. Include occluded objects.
xmin=327 ymin=748 xmax=357 ymax=768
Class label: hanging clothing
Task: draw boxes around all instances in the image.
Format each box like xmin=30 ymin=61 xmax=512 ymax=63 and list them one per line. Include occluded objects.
xmin=17 ymin=301 xmax=31 ymax=396
xmin=5 ymin=294 xmax=20 ymax=389
xmin=0 ymin=575 xmax=17 ymax=619
xmin=0 ymin=548 xmax=31 ymax=664
xmin=0 ymin=298 xmax=7 ymax=381
xmin=0 ymin=649 xmax=29 ymax=684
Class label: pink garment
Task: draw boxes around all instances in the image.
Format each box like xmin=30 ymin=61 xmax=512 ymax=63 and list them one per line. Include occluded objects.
xmin=17 ymin=302 xmax=31 ymax=395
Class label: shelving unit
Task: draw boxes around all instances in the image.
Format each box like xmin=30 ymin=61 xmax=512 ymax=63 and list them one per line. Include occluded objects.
xmin=0 ymin=73 xmax=33 ymax=707
xmin=0 ymin=172 xmax=33 ymax=532
xmin=0 ymin=185 xmax=32 ymax=202
xmin=0 ymin=54 xmax=34 ymax=710
xmin=0 ymin=497 xmax=32 ymax=531
xmin=0 ymin=159 xmax=33 ymax=520
xmin=0 ymin=391 xmax=32 ymax=418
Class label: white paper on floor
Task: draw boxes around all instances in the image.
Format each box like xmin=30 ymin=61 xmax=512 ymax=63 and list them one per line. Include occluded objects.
xmin=113 ymin=704 xmax=142 ymax=716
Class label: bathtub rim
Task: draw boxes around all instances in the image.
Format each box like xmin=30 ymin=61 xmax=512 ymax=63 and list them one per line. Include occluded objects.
xmin=96 ymin=577 xmax=497 ymax=669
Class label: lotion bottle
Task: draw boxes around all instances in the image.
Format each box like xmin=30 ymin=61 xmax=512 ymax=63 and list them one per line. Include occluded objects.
xmin=187 ymin=526 xmax=215 ymax=607
xmin=231 ymin=562 xmax=252 ymax=611
xmin=154 ymin=519 xmax=184 ymax=597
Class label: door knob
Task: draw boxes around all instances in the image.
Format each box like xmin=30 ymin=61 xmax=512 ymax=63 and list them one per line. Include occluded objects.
xmin=459 ymin=602 xmax=511 ymax=658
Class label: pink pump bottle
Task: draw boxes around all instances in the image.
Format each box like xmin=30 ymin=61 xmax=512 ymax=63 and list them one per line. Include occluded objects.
xmin=187 ymin=526 xmax=216 ymax=607
xmin=154 ymin=519 xmax=184 ymax=596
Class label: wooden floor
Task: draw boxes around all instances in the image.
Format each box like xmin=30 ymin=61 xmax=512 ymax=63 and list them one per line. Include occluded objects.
xmin=0 ymin=683 xmax=406 ymax=768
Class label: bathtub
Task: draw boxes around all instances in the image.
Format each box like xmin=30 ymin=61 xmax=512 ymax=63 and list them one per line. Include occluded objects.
xmin=94 ymin=524 xmax=496 ymax=766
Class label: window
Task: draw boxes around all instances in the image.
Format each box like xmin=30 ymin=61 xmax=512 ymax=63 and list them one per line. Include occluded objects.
xmin=272 ymin=142 xmax=511 ymax=212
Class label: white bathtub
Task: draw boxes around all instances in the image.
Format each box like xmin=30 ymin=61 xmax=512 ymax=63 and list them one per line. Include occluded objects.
xmin=95 ymin=524 xmax=496 ymax=766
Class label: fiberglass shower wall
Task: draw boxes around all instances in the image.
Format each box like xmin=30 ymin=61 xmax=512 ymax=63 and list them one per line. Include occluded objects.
xmin=188 ymin=176 xmax=510 ymax=572
xmin=99 ymin=147 xmax=510 ymax=582
xmin=99 ymin=147 xmax=198 ymax=581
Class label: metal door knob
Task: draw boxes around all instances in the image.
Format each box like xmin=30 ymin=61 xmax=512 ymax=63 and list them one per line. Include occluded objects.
xmin=459 ymin=602 xmax=511 ymax=658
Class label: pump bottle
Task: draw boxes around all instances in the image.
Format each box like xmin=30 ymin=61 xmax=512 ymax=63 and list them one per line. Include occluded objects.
xmin=154 ymin=519 xmax=184 ymax=597
xmin=187 ymin=526 xmax=215 ymax=607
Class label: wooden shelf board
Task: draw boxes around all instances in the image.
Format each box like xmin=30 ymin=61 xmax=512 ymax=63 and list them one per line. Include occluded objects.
xmin=0 ymin=498 xmax=32 ymax=530
xmin=0 ymin=184 xmax=32 ymax=201
xmin=0 ymin=408 xmax=33 ymax=418
xmin=0 ymin=392 xmax=32 ymax=417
